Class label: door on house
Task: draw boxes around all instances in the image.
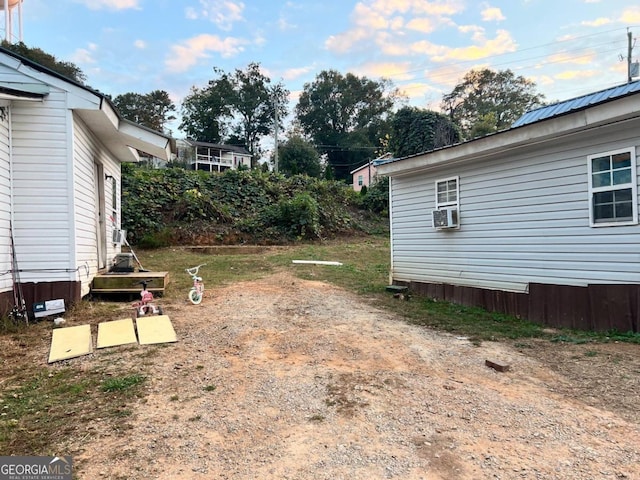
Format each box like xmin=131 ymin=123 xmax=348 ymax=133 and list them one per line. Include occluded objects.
xmin=94 ymin=162 xmax=107 ymax=270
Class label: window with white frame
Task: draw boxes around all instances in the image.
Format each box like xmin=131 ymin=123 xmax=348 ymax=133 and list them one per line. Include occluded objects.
xmin=432 ymin=176 xmax=460 ymax=229
xmin=435 ymin=176 xmax=459 ymax=209
xmin=358 ymin=175 xmax=363 ymax=186
xmin=588 ymin=147 xmax=638 ymax=226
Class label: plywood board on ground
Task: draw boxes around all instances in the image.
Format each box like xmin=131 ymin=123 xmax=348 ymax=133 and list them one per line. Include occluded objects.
xmin=48 ymin=324 xmax=93 ymax=363
xmin=136 ymin=315 xmax=177 ymax=345
xmin=97 ymin=319 xmax=138 ymax=349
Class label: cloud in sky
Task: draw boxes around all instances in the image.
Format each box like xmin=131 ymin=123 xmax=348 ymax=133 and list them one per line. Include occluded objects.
xmin=481 ymin=6 xmax=505 ymax=22
xmin=581 ymin=17 xmax=612 ymax=27
xmin=75 ymin=0 xmax=140 ymax=10
xmin=547 ymin=51 xmax=595 ymax=66
xmin=405 ymin=17 xmax=439 ymax=34
xmin=134 ymin=40 xmax=147 ymax=49
xmin=325 ymin=0 xmax=465 ymax=54
xmin=427 ymin=29 xmax=517 ymax=62
xmin=554 ymin=69 xmax=599 ymax=80
xmin=70 ymin=43 xmax=98 ymax=64
xmin=278 ymin=16 xmax=297 ymax=31
xmin=397 ymin=82 xmax=442 ymax=102
xmin=355 ymin=61 xmax=417 ymax=81
xmin=165 ymin=34 xmax=249 ymax=73
xmin=367 ymin=0 xmax=463 ymax=17
xmin=619 ymin=6 xmax=640 ymax=23
xmin=282 ymin=65 xmax=315 ymax=81
xmin=185 ymin=0 xmax=245 ymax=31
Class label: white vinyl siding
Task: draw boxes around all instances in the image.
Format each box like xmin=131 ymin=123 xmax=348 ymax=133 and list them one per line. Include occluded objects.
xmin=0 ymin=108 xmax=11 ymax=293
xmin=73 ymin=115 xmax=121 ymax=296
xmin=389 ymin=120 xmax=640 ymax=292
xmin=10 ymin=91 xmax=74 ymax=284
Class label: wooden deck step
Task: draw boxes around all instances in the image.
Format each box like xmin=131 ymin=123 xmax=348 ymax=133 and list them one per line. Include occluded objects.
xmin=92 ymin=271 xmax=170 ymax=294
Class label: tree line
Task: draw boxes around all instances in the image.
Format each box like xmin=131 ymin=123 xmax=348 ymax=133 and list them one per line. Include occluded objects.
xmin=3 ymin=41 xmax=546 ymax=182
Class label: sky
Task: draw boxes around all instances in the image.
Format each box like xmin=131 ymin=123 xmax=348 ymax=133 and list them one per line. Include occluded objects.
xmin=10 ymin=0 xmax=640 ymax=141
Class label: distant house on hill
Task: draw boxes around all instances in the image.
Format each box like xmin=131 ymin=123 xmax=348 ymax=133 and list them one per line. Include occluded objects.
xmin=377 ymin=80 xmax=640 ymax=333
xmin=176 ymin=139 xmax=252 ymax=173
xmin=351 ymin=153 xmax=393 ymax=191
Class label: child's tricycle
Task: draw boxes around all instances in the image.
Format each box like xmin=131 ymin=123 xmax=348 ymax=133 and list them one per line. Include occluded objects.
xmin=132 ymin=279 xmax=163 ymax=319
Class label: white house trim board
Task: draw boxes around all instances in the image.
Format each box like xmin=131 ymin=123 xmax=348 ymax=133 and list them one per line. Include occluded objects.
xmin=0 ymin=107 xmax=10 ymax=294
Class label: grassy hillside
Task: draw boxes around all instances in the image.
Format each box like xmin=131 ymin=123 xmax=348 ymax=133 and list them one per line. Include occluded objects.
xmin=122 ymin=165 xmax=389 ymax=247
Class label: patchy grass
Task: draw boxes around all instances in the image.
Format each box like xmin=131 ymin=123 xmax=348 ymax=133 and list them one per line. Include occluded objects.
xmin=269 ymin=239 xmax=390 ymax=294
xmin=101 ymin=374 xmax=146 ymax=393
xmin=391 ymin=297 xmax=548 ymax=344
xmin=1 ymin=368 xmax=100 ymax=455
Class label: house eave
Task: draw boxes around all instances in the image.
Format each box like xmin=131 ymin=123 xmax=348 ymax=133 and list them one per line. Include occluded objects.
xmin=75 ymin=100 xmax=172 ymax=162
xmin=0 ymin=47 xmax=173 ymax=163
xmin=0 ymin=82 xmax=50 ymax=101
xmin=378 ymin=92 xmax=640 ymax=177
xmin=350 ymin=162 xmax=372 ymax=175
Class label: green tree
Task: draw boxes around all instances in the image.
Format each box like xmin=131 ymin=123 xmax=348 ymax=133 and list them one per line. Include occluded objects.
xmin=112 ymin=90 xmax=176 ymax=132
xmin=179 ymin=63 xmax=288 ymax=161
xmin=1 ymin=41 xmax=85 ymax=83
xmin=468 ymin=111 xmax=499 ymax=139
xmin=277 ymin=135 xmax=322 ymax=177
xmin=224 ymin=63 xmax=289 ymax=161
xmin=388 ymin=106 xmax=459 ymax=158
xmin=295 ymin=70 xmax=403 ymax=182
xmin=179 ymin=83 xmax=230 ymax=143
xmin=442 ymin=68 xmax=545 ymax=140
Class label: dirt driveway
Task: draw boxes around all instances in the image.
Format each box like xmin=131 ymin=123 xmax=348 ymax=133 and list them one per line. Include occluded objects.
xmin=54 ymin=272 xmax=640 ymax=479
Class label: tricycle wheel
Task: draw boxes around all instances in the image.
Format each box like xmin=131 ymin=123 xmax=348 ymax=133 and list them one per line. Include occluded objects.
xmin=188 ymin=289 xmax=202 ymax=305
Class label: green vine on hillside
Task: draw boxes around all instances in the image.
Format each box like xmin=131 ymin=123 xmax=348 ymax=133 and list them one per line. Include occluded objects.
xmin=121 ymin=165 xmax=388 ymax=246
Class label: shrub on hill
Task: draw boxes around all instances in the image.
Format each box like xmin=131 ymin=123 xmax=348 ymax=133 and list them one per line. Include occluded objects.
xmin=121 ymin=165 xmax=388 ymax=246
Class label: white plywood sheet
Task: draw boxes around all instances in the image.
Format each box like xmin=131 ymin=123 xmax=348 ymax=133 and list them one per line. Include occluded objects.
xmin=48 ymin=324 xmax=93 ymax=363
xmin=97 ymin=318 xmax=138 ymax=349
xmin=136 ymin=315 xmax=177 ymax=345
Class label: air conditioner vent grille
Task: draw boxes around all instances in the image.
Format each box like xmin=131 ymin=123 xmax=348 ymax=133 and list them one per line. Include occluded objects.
xmin=432 ymin=208 xmax=458 ymax=229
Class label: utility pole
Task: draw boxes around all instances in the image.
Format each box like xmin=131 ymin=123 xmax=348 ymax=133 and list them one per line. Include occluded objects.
xmin=628 ymin=29 xmax=633 ymax=83
xmin=273 ymin=94 xmax=279 ymax=173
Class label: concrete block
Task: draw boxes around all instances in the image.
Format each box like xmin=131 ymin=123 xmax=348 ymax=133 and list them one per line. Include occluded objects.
xmin=485 ymin=359 xmax=510 ymax=372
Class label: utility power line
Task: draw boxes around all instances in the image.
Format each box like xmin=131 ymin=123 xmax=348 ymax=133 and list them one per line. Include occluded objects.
xmin=382 ymin=27 xmax=629 ymax=84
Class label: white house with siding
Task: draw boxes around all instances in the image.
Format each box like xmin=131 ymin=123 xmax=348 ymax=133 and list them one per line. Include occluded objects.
xmin=175 ymin=138 xmax=252 ymax=172
xmin=377 ymin=81 xmax=640 ymax=332
xmin=0 ymin=47 xmax=173 ymax=318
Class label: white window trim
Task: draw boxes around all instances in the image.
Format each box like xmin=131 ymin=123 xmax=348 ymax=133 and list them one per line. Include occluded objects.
xmin=435 ymin=175 xmax=460 ymax=209
xmin=433 ymin=175 xmax=460 ymax=230
xmin=587 ymin=146 xmax=638 ymax=228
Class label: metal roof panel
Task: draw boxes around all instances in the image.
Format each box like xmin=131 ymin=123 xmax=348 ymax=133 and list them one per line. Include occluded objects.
xmin=512 ymin=80 xmax=640 ymax=127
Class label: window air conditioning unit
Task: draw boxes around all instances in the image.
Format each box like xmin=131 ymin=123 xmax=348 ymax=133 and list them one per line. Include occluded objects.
xmin=432 ymin=208 xmax=458 ymax=229
xmin=112 ymin=229 xmax=127 ymax=245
